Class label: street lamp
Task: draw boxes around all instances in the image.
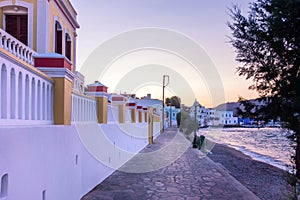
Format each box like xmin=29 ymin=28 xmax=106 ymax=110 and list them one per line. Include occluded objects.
xmin=162 ymin=75 xmax=169 ymax=133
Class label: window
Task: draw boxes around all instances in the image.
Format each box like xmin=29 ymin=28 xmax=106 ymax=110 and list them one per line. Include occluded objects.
xmin=31 ymin=78 xmax=35 ymax=120
xmin=42 ymin=190 xmax=46 ymax=200
xmin=1 ymin=65 xmax=7 ymax=119
xmin=5 ymin=14 xmax=28 ymax=45
xmin=65 ymin=33 xmax=71 ymax=60
xmin=25 ymin=75 xmax=29 ymax=120
xmin=10 ymin=68 xmax=16 ymax=119
xmin=55 ymin=22 xmax=62 ymax=54
xmin=18 ymin=72 xmax=22 ymax=119
xmin=0 ymin=174 xmax=8 ymax=198
xmin=75 ymin=155 xmax=78 ymax=165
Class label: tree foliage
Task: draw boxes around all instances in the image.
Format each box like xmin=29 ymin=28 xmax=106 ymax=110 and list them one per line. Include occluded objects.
xmin=236 ymin=97 xmax=257 ymax=118
xmin=166 ymin=96 xmax=181 ymax=108
xmin=178 ymin=111 xmax=198 ymax=139
xmin=228 ymin=0 xmax=300 ymax=177
xmin=236 ymin=97 xmax=266 ymax=120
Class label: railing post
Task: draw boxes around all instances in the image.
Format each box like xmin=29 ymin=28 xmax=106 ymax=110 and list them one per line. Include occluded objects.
xmin=3 ymin=37 xmax=8 ymax=50
xmin=0 ymin=33 xmax=3 ymax=48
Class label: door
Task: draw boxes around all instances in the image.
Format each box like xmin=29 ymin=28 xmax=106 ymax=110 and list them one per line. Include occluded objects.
xmin=5 ymin=14 xmax=28 ymax=45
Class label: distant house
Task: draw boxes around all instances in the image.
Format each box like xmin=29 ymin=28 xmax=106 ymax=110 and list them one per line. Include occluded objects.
xmin=164 ymin=106 xmax=180 ymax=126
xmin=189 ymin=99 xmax=239 ymax=126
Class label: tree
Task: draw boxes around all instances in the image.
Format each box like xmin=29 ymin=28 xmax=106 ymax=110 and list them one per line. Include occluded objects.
xmin=170 ymin=96 xmax=181 ymax=108
xmin=165 ymin=96 xmax=181 ymax=108
xmin=228 ymin=0 xmax=300 ymax=177
xmin=236 ymin=97 xmax=265 ymax=122
xmin=165 ymin=98 xmax=171 ymax=105
xmin=178 ymin=111 xmax=198 ymax=139
xmin=236 ymin=97 xmax=257 ymax=119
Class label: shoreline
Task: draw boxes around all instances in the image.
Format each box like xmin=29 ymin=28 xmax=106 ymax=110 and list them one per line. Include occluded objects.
xmin=208 ymin=143 xmax=295 ymax=200
xmin=222 ymin=142 xmax=291 ymax=172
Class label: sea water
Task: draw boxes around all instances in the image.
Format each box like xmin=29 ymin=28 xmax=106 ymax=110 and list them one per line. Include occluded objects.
xmin=199 ymin=127 xmax=295 ymax=172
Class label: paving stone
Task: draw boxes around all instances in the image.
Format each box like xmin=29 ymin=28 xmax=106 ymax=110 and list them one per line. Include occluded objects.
xmin=81 ymin=126 xmax=260 ymax=200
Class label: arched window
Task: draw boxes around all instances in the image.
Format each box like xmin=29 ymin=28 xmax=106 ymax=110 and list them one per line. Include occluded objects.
xmin=55 ymin=21 xmax=62 ymax=54
xmin=65 ymin=33 xmax=71 ymax=61
xmin=1 ymin=64 xmax=7 ymax=119
xmin=49 ymin=87 xmax=53 ymax=120
xmin=42 ymin=189 xmax=46 ymax=200
xmin=42 ymin=82 xmax=45 ymax=120
xmin=46 ymin=85 xmax=49 ymax=120
xmin=0 ymin=174 xmax=8 ymax=198
xmin=31 ymin=78 xmax=35 ymax=120
xmin=10 ymin=68 xmax=16 ymax=119
xmin=37 ymin=80 xmax=41 ymax=120
xmin=18 ymin=72 xmax=23 ymax=119
xmin=25 ymin=75 xmax=29 ymax=120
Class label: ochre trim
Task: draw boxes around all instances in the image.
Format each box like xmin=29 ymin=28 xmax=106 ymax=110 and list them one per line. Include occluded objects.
xmin=96 ymin=96 xmax=108 ymax=124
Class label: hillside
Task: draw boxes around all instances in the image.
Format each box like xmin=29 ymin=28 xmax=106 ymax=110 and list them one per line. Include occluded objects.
xmin=214 ymin=98 xmax=265 ymax=117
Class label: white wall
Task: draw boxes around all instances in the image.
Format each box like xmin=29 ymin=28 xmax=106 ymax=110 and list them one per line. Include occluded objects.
xmin=0 ymin=122 xmax=160 ymax=200
xmin=0 ymin=52 xmax=53 ymax=125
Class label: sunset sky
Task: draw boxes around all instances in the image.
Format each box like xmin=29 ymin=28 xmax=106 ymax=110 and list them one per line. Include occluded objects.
xmin=72 ymin=0 xmax=258 ymax=107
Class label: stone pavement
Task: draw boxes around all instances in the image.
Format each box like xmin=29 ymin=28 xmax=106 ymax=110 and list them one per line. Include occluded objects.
xmin=82 ymin=126 xmax=260 ymax=200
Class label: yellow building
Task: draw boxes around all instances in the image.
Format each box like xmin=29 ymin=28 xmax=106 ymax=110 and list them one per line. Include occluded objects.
xmin=0 ymin=0 xmax=79 ymax=71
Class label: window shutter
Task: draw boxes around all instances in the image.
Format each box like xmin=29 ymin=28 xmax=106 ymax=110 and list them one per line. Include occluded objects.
xmin=5 ymin=15 xmax=28 ymax=45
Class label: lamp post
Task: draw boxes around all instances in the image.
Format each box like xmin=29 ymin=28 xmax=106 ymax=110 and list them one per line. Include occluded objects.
xmin=162 ymin=75 xmax=169 ymax=133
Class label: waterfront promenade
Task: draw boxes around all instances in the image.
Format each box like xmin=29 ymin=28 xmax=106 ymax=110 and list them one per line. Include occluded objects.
xmin=82 ymin=126 xmax=259 ymax=200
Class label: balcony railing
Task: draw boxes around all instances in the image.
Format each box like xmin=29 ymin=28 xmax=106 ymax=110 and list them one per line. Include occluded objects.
xmin=0 ymin=28 xmax=35 ymax=66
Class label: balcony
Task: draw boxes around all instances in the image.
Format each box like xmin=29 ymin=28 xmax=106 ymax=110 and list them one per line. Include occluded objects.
xmin=0 ymin=28 xmax=35 ymax=66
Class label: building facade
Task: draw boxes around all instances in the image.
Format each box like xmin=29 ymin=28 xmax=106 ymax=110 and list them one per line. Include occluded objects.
xmin=0 ymin=1 xmax=162 ymax=199
xmin=189 ymin=99 xmax=238 ymax=126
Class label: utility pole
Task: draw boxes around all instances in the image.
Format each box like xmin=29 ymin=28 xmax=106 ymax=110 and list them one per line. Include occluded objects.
xmin=162 ymin=75 xmax=169 ymax=133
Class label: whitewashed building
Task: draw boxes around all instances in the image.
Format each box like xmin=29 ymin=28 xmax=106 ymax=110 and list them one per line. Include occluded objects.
xmin=189 ymin=99 xmax=238 ymax=126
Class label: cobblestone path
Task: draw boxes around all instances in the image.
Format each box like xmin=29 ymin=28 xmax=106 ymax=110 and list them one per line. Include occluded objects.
xmin=82 ymin=126 xmax=260 ymax=200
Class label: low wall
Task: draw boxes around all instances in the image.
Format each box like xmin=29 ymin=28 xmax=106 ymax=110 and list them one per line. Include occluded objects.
xmin=0 ymin=122 xmax=160 ymax=200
